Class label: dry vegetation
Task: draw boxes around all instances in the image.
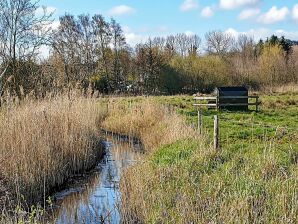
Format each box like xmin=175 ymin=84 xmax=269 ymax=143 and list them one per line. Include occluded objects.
xmin=0 ymin=94 xmax=106 ymax=222
xmin=102 ymin=99 xmax=195 ymax=150
xmin=261 ymin=83 xmax=298 ymax=94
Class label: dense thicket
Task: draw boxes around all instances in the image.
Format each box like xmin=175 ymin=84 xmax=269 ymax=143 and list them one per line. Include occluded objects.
xmin=0 ymin=0 xmax=297 ymax=100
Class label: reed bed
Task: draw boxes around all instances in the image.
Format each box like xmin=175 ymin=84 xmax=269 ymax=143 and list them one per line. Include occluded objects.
xmin=0 ymin=94 xmax=106 ymax=222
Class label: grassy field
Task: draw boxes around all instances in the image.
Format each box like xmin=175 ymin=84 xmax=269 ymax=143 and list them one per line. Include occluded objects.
xmin=110 ymin=93 xmax=298 ymax=223
xmin=0 ymin=92 xmax=297 ymax=223
xmin=157 ymin=94 xmax=297 ymax=152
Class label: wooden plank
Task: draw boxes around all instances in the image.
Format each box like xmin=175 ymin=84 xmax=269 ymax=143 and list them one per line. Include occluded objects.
xmin=219 ymin=103 xmax=259 ymax=106
xmin=214 ymin=115 xmax=219 ymax=150
xmin=194 ymin=97 xmax=217 ymax=100
xmin=194 ymin=103 xmax=259 ymax=107
xmin=219 ymin=96 xmax=259 ymax=99
xmin=195 ymin=96 xmax=259 ymax=100
xmin=193 ymin=104 xmax=217 ymax=107
xmin=197 ymin=111 xmax=202 ymax=135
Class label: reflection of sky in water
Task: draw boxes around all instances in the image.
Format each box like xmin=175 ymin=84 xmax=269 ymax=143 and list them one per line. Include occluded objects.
xmin=52 ymin=137 xmax=142 ymax=224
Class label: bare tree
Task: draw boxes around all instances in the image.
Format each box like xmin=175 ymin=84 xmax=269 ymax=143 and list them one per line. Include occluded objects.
xmin=188 ymin=34 xmax=201 ymax=56
xmin=92 ymin=14 xmax=112 ymax=91
xmin=164 ymin=34 xmax=201 ymax=57
xmin=176 ymin=33 xmax=190 ymax=57
xmin=229 ymin=34 xmax=257 ymax=84
xmin=205 ymin=30 xmax=234 ymax=56
xmin=135 ymin=38 xmax=164 ymax=94
xmin=52 ymin=14 xmax=81 ymax=86
xmin=152 ymin=37 xmax=166 ymax=50
xmin=0 ymin=0 xmax=53 ymax=97
xmin=110 ymin=18 xmax=126 ymax=91
xmin=165 ymin=35 xmax=176 ymax=57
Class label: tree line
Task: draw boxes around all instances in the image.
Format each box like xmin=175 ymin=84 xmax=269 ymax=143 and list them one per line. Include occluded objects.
xmin=0 ymin=0 xmax=297 ymax=100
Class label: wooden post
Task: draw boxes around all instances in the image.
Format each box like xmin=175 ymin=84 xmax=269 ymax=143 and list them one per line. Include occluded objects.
xmin=256 ymin=96 xmax=259 ymax=112
xmin=197 ymin=110 xmax=202 ymax=135
xmin=214 ymin=115 xmax=219 ymax=150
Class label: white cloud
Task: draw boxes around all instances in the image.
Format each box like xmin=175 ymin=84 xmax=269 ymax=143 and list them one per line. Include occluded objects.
xmin=123 ymin=26 xmax=147 ymax=46
xmin=258 ymin=6 xmax=289 ymax=24
xmin=201 ymin=6 xmax=214 ymax=18
xmin=125 ymin=33 xmax=146 ymax=46
xmin=42 ymin=20 xmax=60 ymax=32
xmin=224 ymin=27 xmax=269 ymax=40
xmin=50 ymin=20 xmax=60 ymax=30
xmin=36 ymin=6 xmax=56 ymax=16
xmin=219 ymin=0 xmax=259 ymax=10
xmin=238 ymin=8 xmax=260 ymax=20
xmin=108 ymin=5 xmax=136 ymax=16
xmin=38 ymin=45 xmax=51 ymax=59
xmin=292 ymin=4 xmax=298 ymax=22
xmin=225 ymin=28 xmax=241 ymax=37
xmin=274 ymin=29 xmax=298 ymax=40
xmin=224 ymin=27 xmax=298 ymax=41
xmin=180 ymin=0 xmax=199 ymax=12
xmin=185 ymin=31 xmax=195 ymax=36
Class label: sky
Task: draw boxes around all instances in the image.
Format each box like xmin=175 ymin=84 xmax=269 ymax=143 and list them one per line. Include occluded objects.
xmin=39 ymin=0 xmax=298 ymax=46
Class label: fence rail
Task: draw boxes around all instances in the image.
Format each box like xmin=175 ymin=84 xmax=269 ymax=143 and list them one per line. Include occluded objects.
xmin=194 ymin=95 xmax=260 ymax=111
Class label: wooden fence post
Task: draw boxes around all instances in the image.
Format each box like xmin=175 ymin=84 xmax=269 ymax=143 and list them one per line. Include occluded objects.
xmin=198 ymin=110 xmax=202 ymax=135
xmin=214 ymin=115 xmax=219 ymax=150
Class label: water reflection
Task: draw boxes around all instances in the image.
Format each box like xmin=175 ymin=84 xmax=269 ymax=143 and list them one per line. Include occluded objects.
xmin=51 ymin=136 xmax=143 ymax=224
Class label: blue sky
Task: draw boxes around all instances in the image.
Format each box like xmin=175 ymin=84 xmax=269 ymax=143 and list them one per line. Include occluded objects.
xmin=39 ymin=0 xmax=298 ymax=45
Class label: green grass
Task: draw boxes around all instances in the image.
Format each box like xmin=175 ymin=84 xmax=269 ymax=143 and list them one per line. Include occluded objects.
xmin=155 ymin=94 xmax=298 ymax=146
xmin=119 ymin=93 xmax=298 ymax=223
xmin=150 ymin=139 xmax=198 ymax=166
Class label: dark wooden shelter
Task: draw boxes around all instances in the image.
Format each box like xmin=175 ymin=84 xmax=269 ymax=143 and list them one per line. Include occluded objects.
xmin=215 ymin=86 xmax=248 ymax=111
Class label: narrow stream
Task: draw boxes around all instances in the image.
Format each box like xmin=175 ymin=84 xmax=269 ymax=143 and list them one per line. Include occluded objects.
xmin=49 ymin=135 xmax=143 ymax=224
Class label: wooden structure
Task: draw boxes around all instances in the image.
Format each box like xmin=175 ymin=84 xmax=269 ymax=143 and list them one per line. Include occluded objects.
xmin=194 ymin=86 xmax=260 ymax=111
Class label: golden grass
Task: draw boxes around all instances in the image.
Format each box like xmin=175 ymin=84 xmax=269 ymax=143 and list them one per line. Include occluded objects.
xmin=0 ymin=94 xmax=106 ymax=219
xmin=261 ymin=83 xmax=298 ymax=94
xmin=102 ymin=99 xmax=195 ymax=150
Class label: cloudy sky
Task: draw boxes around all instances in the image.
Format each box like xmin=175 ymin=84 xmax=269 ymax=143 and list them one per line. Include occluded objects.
xmin=40 ymin=0 xmax=298 ymax=45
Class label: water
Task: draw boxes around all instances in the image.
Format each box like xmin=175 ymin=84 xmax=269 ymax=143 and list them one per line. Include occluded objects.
xmin=50 ymin=136 xmax=143 ymax=224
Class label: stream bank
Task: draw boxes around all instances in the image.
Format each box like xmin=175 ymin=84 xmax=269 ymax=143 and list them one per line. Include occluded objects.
xmin=48 ymin=134 xmax=143 ymax=224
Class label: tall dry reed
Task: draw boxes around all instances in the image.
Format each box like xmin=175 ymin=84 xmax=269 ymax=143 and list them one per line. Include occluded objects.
xmin=102 ymin=99 xmax=195 ymax=150
xmin=0 ymin=94 xmax=106 ymax=215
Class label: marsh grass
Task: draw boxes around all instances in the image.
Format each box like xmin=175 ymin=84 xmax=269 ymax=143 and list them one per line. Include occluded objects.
xmin=0 ymin=93 xmax=106 ymax=222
